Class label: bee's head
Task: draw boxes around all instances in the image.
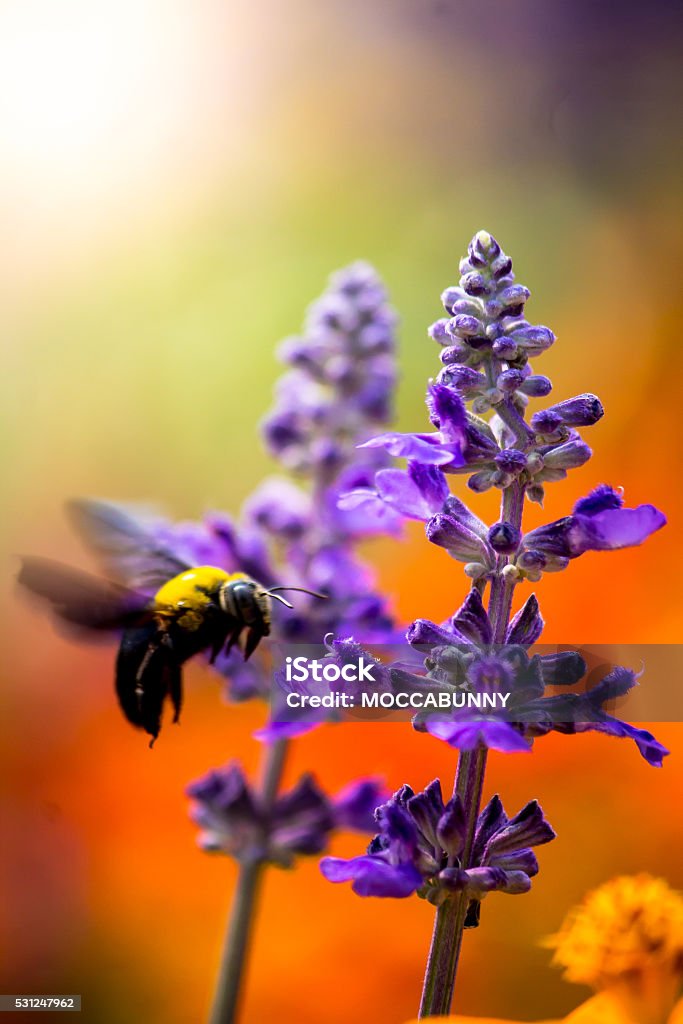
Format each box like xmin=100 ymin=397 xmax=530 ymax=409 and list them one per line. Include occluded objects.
xmin=219 ymin=578 xmax=327 ymax=633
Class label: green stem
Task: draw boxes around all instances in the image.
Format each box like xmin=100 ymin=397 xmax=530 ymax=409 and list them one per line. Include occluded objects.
xmin=208 ymin=738 xmax=288 ymax=1024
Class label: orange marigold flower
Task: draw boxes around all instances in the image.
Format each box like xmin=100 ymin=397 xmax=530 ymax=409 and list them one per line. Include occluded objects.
xmin=546 ymin=874 xmax=683 ymax=987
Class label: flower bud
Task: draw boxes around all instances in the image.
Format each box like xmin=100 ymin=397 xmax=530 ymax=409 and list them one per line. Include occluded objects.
xmin=440 ymin=343 xmax=470 ymax=365
xmin=447 ymin=314 xmax=485 ymax=339
xmin=426 ymin=512 xmax=492 ymax=563
xmin=543 ymin=393 xmax=604 ymax=427
xmin=498 ymin=285 xmax=530 ymax=313
xmin=501 ymin=564 xmax=522 ymax=583
xmin=495 ymin=448 xmax=527 ymax=475
xmin=507 ymin=324 xmax=555 ymax=355
xmin=517 ymin=549 xmax=547 ymax=571
xmin=497 ymin=368 xmax=526 ymax=393
xmin=438 ymin=365 xmax=487 ymax=391
xmin=428 ymin=318 xmax=450 ymax=344
xmin=488 ymin=522 xmax=521 ymax=555
xmin=490 ymin=252 xmax=513 ymax=279
xmin=525 ymin=451 xmax=544 ymax=474
xmin=492 ymin=337 xmax=519 ymax=359
xmin=464 ymin=562 xmax=488 ymax=579
xmin=468 ymin=229 xmax=500 ymax=265
xmin=540 ymin=468 xmax=568 ymax=483
xmin=450 ymin=298 xmax=484 ymax=317
xmin=461 ymin=272 xmax=488 ymax=297
xmin=539 ymin=651 xmax=587 ymax=686
xmin=440 ymin=286 xmax=469 ymax=315
xmin=543 ymin=440 xmax=592 ymax=470
xmin=530 ymin=409 xmax=563 ymax=435
xmin=467 ymin=470 xmax=497 ymax=493
xmin=527 ymin=483 xmax=545 ymax=505
xmin=520 ymin=374 xmax=553 ymax=397
xmin=471 ymin=396 xmax=491 ymax=415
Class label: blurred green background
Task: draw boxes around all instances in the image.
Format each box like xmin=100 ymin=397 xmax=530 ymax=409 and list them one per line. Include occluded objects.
xmin=2 ymin=1 xmax=682 ymax=1022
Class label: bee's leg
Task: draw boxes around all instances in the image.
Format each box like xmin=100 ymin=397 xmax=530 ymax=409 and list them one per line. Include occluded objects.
xmin=209 ymin=623 xmax=231 ymax=664
xmin=223 ymin=623 xmax=242 ymax=656
xmin=243 ymin=625 xmax=265 ymax=661
xmin=166 ymin=658 xmax=183 ymax=724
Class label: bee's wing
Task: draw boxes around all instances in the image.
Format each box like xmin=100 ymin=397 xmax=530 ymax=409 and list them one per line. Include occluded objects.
xmin=66 ymin=499 xmax=191 ymax=591
xmin=17 ymin=557 xmax=152 ymax=631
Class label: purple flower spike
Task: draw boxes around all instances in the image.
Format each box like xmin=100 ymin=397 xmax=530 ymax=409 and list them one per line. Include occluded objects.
xmin=321 ymin=781 xmax=555 ymax=907
xmin=188 ymin=764 xmax=384 ymax=867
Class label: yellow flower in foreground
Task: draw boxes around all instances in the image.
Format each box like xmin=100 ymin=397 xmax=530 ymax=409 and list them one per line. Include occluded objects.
xmin=546 ymin=874 xmax=683 ymax=988
xmin=403 ymin=876 xmax=683 ymax=1024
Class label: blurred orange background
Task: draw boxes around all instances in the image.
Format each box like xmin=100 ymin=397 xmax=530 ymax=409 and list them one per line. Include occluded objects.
xmin=2 ymin=1 xmax=682 ymax=1022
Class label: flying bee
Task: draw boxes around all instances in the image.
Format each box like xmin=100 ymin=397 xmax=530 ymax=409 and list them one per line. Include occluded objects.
xmin=18 ymin=501 xmax=325 ymax=745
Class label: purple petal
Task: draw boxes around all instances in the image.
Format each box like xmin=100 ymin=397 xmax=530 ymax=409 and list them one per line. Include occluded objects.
xmin=425 ymin=383 xmax=467 ymax=444
xmin=425 ymin=718 xmax=532 ymax=753
xmin=472 ymin=795 xmax=508 ymax=862
xmin=482 ymin=800 xmax=556 ymax=860
xmin=506 ymin=594 xmax=544 ymax=646
xmin=333 ymin=780 xmax=387 ymax=833
xmin=578 ymin=718 xmax=669 ymax=768
xmin=584 ymin=505 xmax=666 ymax=551
xmin=407 ymin=618 xmax=470 ymax=646
xmin=320 ymin=856 xmax=423 ymax=897
xmin=452 ymin=589 xmax=493 ymax=645
xmin=374 ymin=463 xmax=448 ymax=520
xmin=573 ymin=484 xmax=623 ymax=516
xmin=335 ymin=488 xmax=404 ymax=536
xmin=359 ymin=431 xmax=459 ymax=465
xmin=586 ymin=665 xmax=638 ymax=706
xmin=426 ymin=512 xmax=493 ymax=564
xmin=443 ymin=495 xmax=489 ymax=539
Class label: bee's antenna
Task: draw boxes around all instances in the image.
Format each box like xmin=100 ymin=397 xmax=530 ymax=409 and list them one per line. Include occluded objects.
xmin=267 ymin=592 xmax=294 ymax=609
xmin=264 ymin=586 xmax=329 ymax=602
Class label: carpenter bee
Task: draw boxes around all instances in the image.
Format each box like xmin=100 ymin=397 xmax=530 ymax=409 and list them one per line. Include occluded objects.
xmin=18 ymin=501 xmax=325 ymax=745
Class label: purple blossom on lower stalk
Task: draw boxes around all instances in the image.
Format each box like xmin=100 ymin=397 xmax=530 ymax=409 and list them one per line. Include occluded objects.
xmin=187 ymin=765 xmax=385 ymax=867
xmin=321 ymin=780 xmax=555 ymax=905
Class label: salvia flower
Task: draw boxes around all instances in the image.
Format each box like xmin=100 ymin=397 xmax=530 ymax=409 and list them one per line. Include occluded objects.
xmin=146 ymin=263 xmax=401 ymax=709
xmin=187 ymin=763 xmax=385 ymax=867
xmin=347 ymin=231 xmax=665 ymax=581
xmin=321 ymin=780 xmax=555 ymax=907
xmin=519 ymin=484 xmax=666 ymax=568
xmin=401 ymin=588 xmax=669 ymax=767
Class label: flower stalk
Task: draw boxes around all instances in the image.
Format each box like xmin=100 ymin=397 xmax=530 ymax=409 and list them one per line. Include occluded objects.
xmin=418 ymin=747 xmax=488 ymax=1016
xmin=322 ymin=229 xmax=665 ymax=1023
xmin=208 ymin=738 xmax=289 ymax=1024
xmin=420 ymin=470 xmax=525 ymax=1016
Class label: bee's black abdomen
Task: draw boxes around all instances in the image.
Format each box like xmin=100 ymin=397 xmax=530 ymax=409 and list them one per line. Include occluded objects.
xmin=116 ymin=623 xmax=181 ymax=743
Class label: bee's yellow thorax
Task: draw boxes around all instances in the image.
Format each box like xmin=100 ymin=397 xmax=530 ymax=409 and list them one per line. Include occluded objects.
xmin=154 ymin=567 xmax=246 ymax=628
